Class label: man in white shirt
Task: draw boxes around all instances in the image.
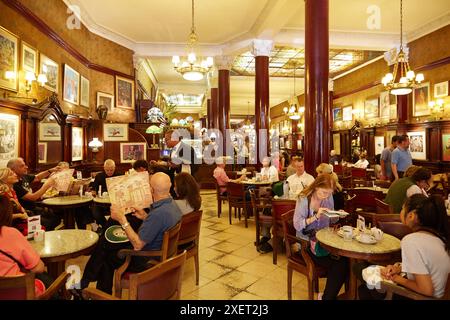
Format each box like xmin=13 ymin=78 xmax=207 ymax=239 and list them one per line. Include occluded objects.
xmin=260 ymin=157 xmax=279 ymax=182
xmin=286 ymin=158 xmax=315 ymax=199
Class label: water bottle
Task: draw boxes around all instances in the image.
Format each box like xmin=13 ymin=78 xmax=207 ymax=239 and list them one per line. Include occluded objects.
xmin=283 ymin=181 xmax=289 ymax=199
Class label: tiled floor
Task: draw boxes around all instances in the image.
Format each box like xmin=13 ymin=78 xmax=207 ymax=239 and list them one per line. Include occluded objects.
xmin=67 ymin=190 xmax=326 ymax=300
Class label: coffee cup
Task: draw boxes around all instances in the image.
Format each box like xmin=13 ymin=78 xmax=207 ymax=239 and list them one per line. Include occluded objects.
xmin=102 ymin=191 xmax=109 ymax=197
xmin=33 ymin=229 xmax=45 ymax=242
xmin=342 ymin=226 xmax=353 ymax=242
xmin=360 ymin=232 xmax=375 ymax=243
xmin=371 ymin=227 xmax=384 ymax=241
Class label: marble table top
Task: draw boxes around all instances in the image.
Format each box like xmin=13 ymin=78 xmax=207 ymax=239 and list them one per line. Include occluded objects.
xmin=30 ymin=229 xmax=99 ymax=258
xmin=241 ymin=179 xmax=272 ymax=185
xmin=42 ymin=195 xmax=93 ymax=206
xmin=93 ymin=195 xmax=111 ymax=204
xmin=354 ymin=186 xmax=389 ymax=194
xmin=316 ymin=228 xmax=401 ymax=255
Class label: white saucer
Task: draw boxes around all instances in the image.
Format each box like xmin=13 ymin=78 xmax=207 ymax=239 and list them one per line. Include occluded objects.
xmin=355 ymin=234 xmax=377 ymax=244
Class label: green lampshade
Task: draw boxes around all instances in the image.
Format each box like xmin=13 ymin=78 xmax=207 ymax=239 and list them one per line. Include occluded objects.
xmin=146 ymin=125 xmax=163 ymax=134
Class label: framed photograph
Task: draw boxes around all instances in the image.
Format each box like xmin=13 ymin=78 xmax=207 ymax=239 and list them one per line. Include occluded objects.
xmin=342 ymin=105 xmax=352 ymax=121
xmin=386 ymin=130 xmax=397 ymax=146
xmin=0 ymin=26 xmax=19 ymax=92
xmin=104 ymin=123 xmax=129 ymax=141
xmin=0 ymin=113 xmax=20 ymax=167
xmin=442 ymin=132 xmax=450 ymax=161
xmin=39 ymin=122 xmax=61 ymax=141
xmin=407 ymin=131 xmax=427 ymax=160
xmin=434 ymin=81 xmax=448 ymax=98
xmin=389 ymin=104 xmax=397 ymax=120
xmin=333 ymin=133 xmax=341 ymax=155
xmin=116 ymin=76 xmax=135 ymax=109
xmin=413 ymin=82 xmax=430 ymax=117
xmin=297 ymin=139 xmax=302 ymax=150
xmin=80 ymin=75 xmax=90 ymax=108
xmin=364 ymin=97 xmax=379 ymax=119
xmin=39 ymin=53 xmax=58 ymax=93
xmin=97 ymin=92 xmax=114 ymax=113
xmin=379 ymin=91 xmax=391 ymax=119
xmin=374 ymin=136 xmax=385 ymax=155
xmin=21 ymin=42 xmax=38 ymax=74
xmin=120 ymin=142 xmax=146 ymax=163
xmin=63 ymin=64 xmax=80 ymax=105
xmin=38 ymin=142 xmax=47 ymax=164
xmin=279 ymin=136 xmax=285 ymax=149
xmin=332 ymin=108 xmax=342 ymax=122
xmin=72 ymin=127 xmax=83 ymax=162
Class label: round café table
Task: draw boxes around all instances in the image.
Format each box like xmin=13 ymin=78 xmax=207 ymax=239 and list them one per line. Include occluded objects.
xmin=316 ymin=228 xmax=401 ymax=300
xmin=354 ymin=186 xmax=389 ymax=194
xmin=41 ymin=195 xmax=93 ymax=229
xmin=240 ymin=179 xmax=272 ymax=186
xmin=93 ymin=195 xmax=111 ymax=207
xmin=30 ymin=229 xmax=99 ymax=280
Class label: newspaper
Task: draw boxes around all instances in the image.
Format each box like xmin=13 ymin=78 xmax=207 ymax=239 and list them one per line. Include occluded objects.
xmin=52 ymin=169 xmax=75 ymax=192
xmin=106 ymin=171 xmax=153 ymax=215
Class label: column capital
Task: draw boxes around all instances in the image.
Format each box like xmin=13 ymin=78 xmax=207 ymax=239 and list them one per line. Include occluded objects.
xmin=251 ymin=39 xmax=273 ymax=57
xmin=328 ymin=79 xmax=334 ymax=92
xmin=215 ymin=56 xmax=234 ymax=71
xmin=133 ymin=55 xmax=144 ymax=69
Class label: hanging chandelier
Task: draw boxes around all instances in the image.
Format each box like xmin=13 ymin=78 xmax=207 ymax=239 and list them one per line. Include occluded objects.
xmin=381 ymin=0 xmax=424 ymax=95
xmin=172 ymin=0 xmax=214 ymax=81
xmin=283 ymin=63 xmax=304 ymax=120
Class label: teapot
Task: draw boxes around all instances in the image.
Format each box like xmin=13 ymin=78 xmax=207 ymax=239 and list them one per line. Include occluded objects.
xmin=371 ymin=227 xmax=384 ymax=241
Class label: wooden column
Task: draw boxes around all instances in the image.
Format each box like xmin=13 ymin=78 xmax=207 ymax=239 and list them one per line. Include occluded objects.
xmin=292 ymin=119 xmax=298 ymax=154
xmin=252 ymin=40 xmax=273 ymax=166
xmin=210 ymin=88 xmax=219 ymax=129
xmin=207 ymin=98 xmax=212 ymax=129
xmin=216 ymin=56 xmax=233 ymax=148
xmin=304 ymin=0 xmax=330 ymax=175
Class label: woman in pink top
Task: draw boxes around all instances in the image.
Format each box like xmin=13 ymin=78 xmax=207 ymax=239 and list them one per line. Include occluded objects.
xmin=0 ymin=195 xmax=46 ymax=297
xmin=213 ymin=157 xmax=244 ymax=195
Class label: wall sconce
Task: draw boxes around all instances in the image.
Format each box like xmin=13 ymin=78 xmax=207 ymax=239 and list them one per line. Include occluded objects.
xmin=5 ymin=71 xmax=16 ymax=81
xmin=24 ymin=72 xmax=36 ymax=93
xmin=88 ymin=138 xmax=103 ymax=163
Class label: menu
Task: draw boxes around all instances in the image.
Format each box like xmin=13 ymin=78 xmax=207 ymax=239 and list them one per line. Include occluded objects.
xmin=106 ymin=171 xmax=153 ymax=215
xmin=52 ymin=169 xmax=75 ymax=192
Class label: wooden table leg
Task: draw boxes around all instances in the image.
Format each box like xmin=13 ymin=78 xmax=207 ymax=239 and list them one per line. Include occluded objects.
xmin=64 ymin=208 xmax=75 ymax=229
xmin=46 ymin=261 xmax=66 ymax=280
xmin=346 ymin=258 xmax=357 ymax=300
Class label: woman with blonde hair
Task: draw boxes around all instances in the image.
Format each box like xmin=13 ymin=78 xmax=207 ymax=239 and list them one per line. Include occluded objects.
xmin=0 ymin=168 xmax=29 ymax=228
xmin=316 ymin=163 xmax=344 ymax=210
xmin=293 ymin=173 xmax=348 ymax=299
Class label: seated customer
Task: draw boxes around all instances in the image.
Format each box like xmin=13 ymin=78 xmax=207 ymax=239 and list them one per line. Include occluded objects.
xmin=79 ymin=172 xmax=182 ymax=294
xmin=7 ymin=158 xmax=60 ymax=231
xmin=287 ymin=158 xmax=314 ymax=199
xmin=0 ymin=195 xmax=51 ymax=297
xmin=293 ymin=174 xmax=348 ymax=300
xmin=174 ymin=172 xmax=202 ymax=215
xmin=260 ymin=157 xmax=279 ymax=182
xmin=384 ymin=167 xmax=432 ymax=214
xmin=285 ymin=156 xmax=299 ymax=178
xmin=316 ymin=163 xmax=344 ymax=210
xmin=132 ymin=159 xmax=149 ymax=173
xmin=213 ymin=157 xmax=244 ymax=195
xmin=358 ymin=194 xmax=450 ymax=299
xmin=354 ymin=152 xmax=369 ymax=169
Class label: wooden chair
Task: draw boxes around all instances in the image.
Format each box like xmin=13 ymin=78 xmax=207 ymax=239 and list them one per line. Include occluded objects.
xmin=375 ymin=198 xmax=394 ymax=214
xmin=0 ymin=272 xmax=69 ymax=300
xmin=177 ymin=210 xmax=203 ymax=285
xmin=280 ymin=210 xmax=327 ymax=300
xmin=215 ymin=181 xmax=227 ymax=218
xmin=114 ymin=221 xmax=182 ymax=298
xmin=271 ymin=199 xmax=296 ymax=265
xmin=346 ymin=188 xmax=384 ymax=224
xmin=83 ymin=251 xmax=187 ymax=300
xmin=374 ymin=179 xmax=391 ymax=189
xmin=382 ymin=274 xmax=450 ymax=300
xmin=351 ymin=168 xmax=368 ymax=187
xmin=249 ymin=188 xmax=272 ymax=247
xmin=226 ymin=182 xmax=250 ymax=228
xmin=373 ymin=214 xmax=412 ymax=240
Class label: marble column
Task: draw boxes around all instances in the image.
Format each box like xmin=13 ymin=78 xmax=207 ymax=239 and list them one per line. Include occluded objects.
xmin=252 ymin=40 xmax=273 ymax=166
xmin=304 ymin=0 xmax=330 ymax=175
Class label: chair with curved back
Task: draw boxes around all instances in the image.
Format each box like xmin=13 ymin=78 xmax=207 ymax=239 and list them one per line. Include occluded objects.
xmin=0 ymin=272 xmax=69 ymax=300
xmin=83 ymin=251 xmax=187 ymax=300
xmin=114 ymin=221 xmax=182 ymax=298
xmin=215 ymin=181 xmax=227 ymax=218
xmin=345 ymin=188 xmax=384 ymax=225
xmin=271 ymin=199 xmax=296 ymax=265
xmin=372 ymin=214 xmax=412 ymax=240
xmin=226 ymin=182 xmax=250 ymax=228
xmin=280 ymin=210 xmax=327 ymax=300
xmin=375 ymin=198 xmax=394 ymax=214
xmin=177 ymin=210 xmax=203 ymax=285
xmin=351 ymin=168 xmax=368 ymax=187
xmin=382 ymin=274 xmax=450 ymax=300
xmin=249 ymin=188 xmax=272 ymax=247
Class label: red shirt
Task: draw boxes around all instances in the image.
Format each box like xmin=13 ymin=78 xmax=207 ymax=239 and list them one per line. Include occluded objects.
xmin=213 ymin=167 xmax=230 ymax=194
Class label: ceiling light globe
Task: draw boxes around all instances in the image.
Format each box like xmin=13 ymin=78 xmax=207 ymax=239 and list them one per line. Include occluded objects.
xmin=391 ymin=87 xmax=412 ymax=95
xmin=406 ymin=70 xmax=415 ymax=79
xmin=172 ymin=56 xmax=180 ymax=65
xmin=416 ymin=73 xmax=424 ymax=82
xmin=183 ymin=71 xmax=204 ymax=81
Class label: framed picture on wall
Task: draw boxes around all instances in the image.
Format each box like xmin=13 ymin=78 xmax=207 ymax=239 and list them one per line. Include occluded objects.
xmin=0 ymin=113 xmax=20 ymax=167
xmin=434 ymin=81 xmax=448 ymax=98
xmin=116 ymin=76 xmax=135 ymax=109
xmin=39 ymin=122 xmax=61 ymax=141
xmin=407 ymin=131 xmax=427 ymax=160
xmin=104 ymin=123 xmax=129 ymax=141
xmin=63 ymin=64 xmax=80 ymax=105
xmin=386 ymin=130 xmax=397 ymax=146
xmin=374 ymin=136 xmax=385 ymax=155
xmin=80 ymin=75 xmax=90 ymax=108
xmin=72 ymin=127 xmax=83 ymax=162
xmin=442 ymin=132 xmax=450 ymax=161
xmin=332 ymin=108 xmax=342 ymax=121
xmin=413 ymin=82 xmax=430 ymax=117
xmin=333 ymin=133 xmax=341 ymax=155
xmin=0 ymin=26 xmax=19 ymax=92
xmin=389 ymin=104 xmax=397 ymax=120
xmin=364 ymin=97 xmax=379 ymax=119
xmin=38 ymin=142 xmax=47 ymax=164
xmin=97 ymin=92 xmax=114 ymax=113
xmin=39 ymin=53 xmax=59 ymax=93
xmin=120 ymin=142 xmax=146 ymax=163
xmin=342 ymin=105 xmax=352 ymax=121
xmin=21 ymin=42 xmax=38 ymax=74
xmin=279 ymin=137 xmax=285 ymax=149
xmin=379 ymin=91 xmax=390 ymax=119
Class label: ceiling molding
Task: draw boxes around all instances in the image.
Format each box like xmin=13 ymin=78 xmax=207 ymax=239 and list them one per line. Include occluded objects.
xmin=406 ymin=13 xmax=450 ymax=43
